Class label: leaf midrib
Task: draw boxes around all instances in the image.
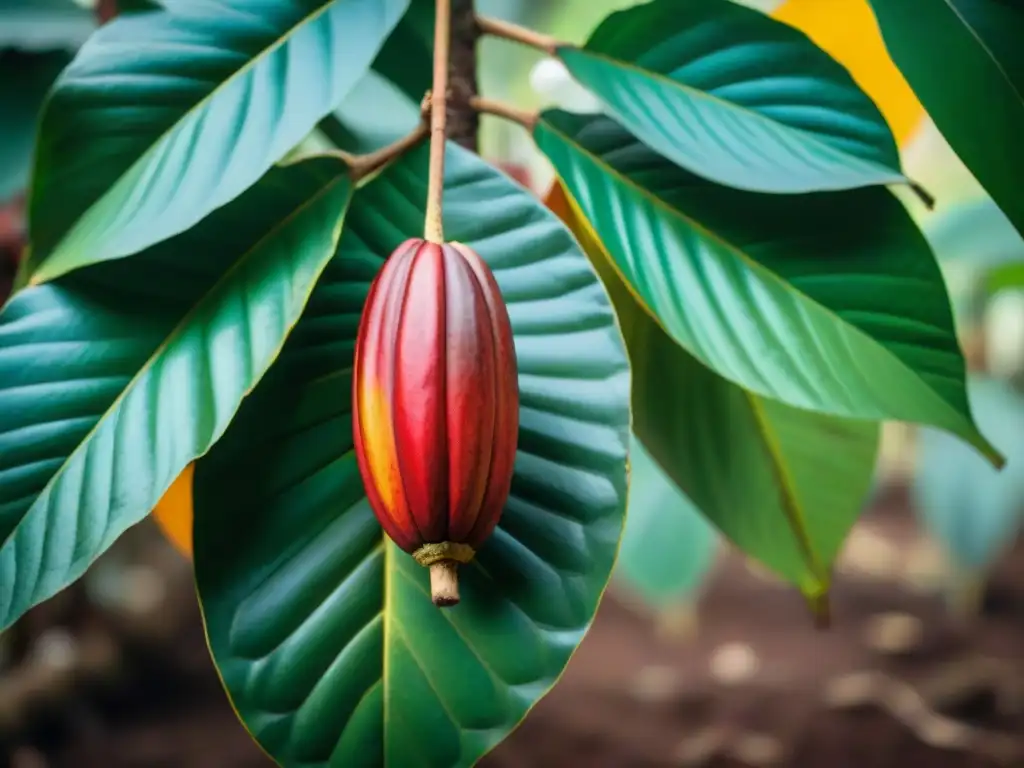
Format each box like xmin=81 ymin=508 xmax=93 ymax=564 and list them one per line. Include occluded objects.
xmin=539 ymin=120 xmax=966 ymax=433
xmin=557 ymin=45 xmax=903 ymax=180
xmin=0 ymin=170 xmax=352 ymax=554
xmin=744 ymin=391 xmax=828 ymax=586
xmin=39 ymin=0 xmax=340 ymax=270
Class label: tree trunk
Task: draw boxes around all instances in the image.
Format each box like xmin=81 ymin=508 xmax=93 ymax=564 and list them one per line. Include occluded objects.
xmin=448 ymin=0 xmax=479 ymax=152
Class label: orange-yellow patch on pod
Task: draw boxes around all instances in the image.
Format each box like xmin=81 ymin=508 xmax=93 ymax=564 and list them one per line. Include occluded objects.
xmin=358 ymin=383 xmax=401 ymax=516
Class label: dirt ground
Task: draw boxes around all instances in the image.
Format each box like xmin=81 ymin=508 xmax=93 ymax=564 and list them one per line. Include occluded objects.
xmin=2 ymin=487 xmax=1023 ymax=768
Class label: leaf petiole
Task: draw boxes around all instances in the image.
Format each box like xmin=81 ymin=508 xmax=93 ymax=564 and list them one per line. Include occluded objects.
xmin=469 ymin=96 xmax=537 ymax=130
xmin=341 ymin=121 xmax=431 ymax=182
xmin=476 ymin=14 xmax=560 ymax=55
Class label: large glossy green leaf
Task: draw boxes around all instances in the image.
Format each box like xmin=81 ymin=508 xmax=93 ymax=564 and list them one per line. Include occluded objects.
xmin=0 ymin=157 xmax=353 ymax=630
xmin=535 ymin=110 xmax=999 ymax=465
xmin=549 ymin=181 xmax=878 ymax=610
xmin=316 ymin=0 xmax=431 ymax=155
xmin=868 ymin=0 xmax=1024 ymax=239
xmin=24 ymin=0 xmax=407 ymax=285
xmin=321 ymin=69 xmax=422 ymax=155
xmin=632 ymin=325 xmax=880 ymax=609
xmin=615 ymin=436 xmax=718 ymax=608
xmin=557 ymin=0 xmax=908 ymax=195
xmin=912 ymin=377 xmax=1024 ymax=570
xmin=193 ymin=143 xmax=631 ymax=768
xmin=0 ymin=50 xmax=69 ymax=204
xmin=0 ymin=0 xmax=94 ymax=52
xmin=371 ymin=0 xmax=432 ymax=104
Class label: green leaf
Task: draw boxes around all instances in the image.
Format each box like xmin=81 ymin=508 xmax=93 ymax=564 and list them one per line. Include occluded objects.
xmin=867 ymin=0 xmax=1024 ymax=239
xmin=615 ymin=436 xmax=717 ymax=608
xmin=912 ymin=377 xmax=1024 ymax=570
xmin=371 ymin=0 xmax=433 ymax=104
xmin=0 ymin=156 xmax=353 ymax=630
xmin=551 ymin=180 xmax=878 ymax=609
xmin=316 ymin=0 xmax=432 ymax=155
xmin=193 ymin=143 xmax=631 ymax=768
xmin=534 ymin=110 xmax=1000 ymax=466
xmin=632 ymin=327 xmax=880 ymax=607
xmin=321 ymin=69 xmax=422 ymax=155
xmin=0 ymin=49 xmax=70 ymax=204
xmin=557 ymin=0 xmax=908 ymax=195
xmin=25 ymin=0 xmax=407 ymax=285
xmin=0 ymin=0 xmax=94 ymax=53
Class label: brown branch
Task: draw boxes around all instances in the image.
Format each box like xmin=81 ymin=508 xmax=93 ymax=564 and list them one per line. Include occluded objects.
xmin=345 ymin=122 xmax=431 ymax=182
xmin=469 ymin=96 xmax=538 ymax=131
xmin=476 ymin=14 xmax=559 ymax=55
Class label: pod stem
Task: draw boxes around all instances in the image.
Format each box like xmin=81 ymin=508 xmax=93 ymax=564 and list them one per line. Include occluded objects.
xmin=429 ymin=560 xmax=461 ymax=607
xmin=412 ymin=541 xmax=475 ymax=609
xmin=424 ymin=0 xmax=452 ymax=244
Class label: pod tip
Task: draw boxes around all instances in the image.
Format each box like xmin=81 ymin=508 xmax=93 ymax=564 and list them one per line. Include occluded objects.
xmin=429 ymin=561 xmax=461 ymax=607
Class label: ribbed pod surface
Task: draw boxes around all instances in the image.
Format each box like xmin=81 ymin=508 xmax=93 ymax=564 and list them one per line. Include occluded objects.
xmin=352 ymin=238 xmax=519 ymax=605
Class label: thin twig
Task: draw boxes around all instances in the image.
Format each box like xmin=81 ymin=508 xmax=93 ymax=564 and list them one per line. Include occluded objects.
xmin=424 ymin=0 xmax=452 ymax=244
xmin=346 ymin=122 xmax=431 ymax=181
xmin=469 ymin=96 xmax=538 ymax=131
xmin=476 ymin=15 xmax=560 ymax=55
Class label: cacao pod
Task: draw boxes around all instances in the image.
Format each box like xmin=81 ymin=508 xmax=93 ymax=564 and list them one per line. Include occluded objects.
xmin=353 ymin=238 xmax=519 ymax=607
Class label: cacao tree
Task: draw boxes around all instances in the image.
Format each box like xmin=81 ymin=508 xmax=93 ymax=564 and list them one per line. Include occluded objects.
xmin=2 ymin=0 xmax=1023 ymax=765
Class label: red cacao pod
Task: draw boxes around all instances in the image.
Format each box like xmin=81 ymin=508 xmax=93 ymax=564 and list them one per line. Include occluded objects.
xmin=353 ymin=238 xmax=519 ymax=607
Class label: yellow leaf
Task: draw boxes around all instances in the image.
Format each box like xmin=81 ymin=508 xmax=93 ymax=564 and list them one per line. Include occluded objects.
xmin=771 ymin=0 xmax=925 ymax=148
xmin=152 ymin=462 xmax=194 ymax=559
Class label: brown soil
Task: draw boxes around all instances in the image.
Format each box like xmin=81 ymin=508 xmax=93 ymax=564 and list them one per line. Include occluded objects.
xmin=2 ymin=487 xmax=1023 ymax=768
